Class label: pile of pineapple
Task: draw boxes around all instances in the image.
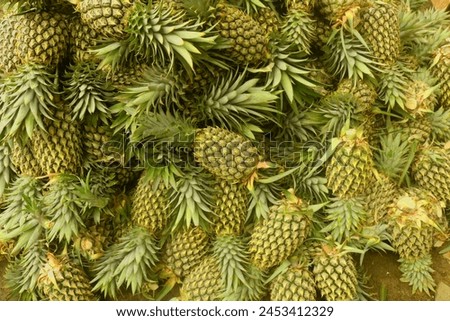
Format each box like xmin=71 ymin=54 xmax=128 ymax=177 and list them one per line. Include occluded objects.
xmin=0 ymin=0 xmax=449 ymax=301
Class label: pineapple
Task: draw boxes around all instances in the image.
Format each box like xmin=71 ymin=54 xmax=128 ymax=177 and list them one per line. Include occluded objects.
xmin=37 ymin=252 xmax=97 ymax=301
xmin=280 ymin=0 xmax=316 ymax=54
xmin=179 ymin=255 xmax=225 ymax=301
xmin=9 ymin=140 xmax=43 ymax=177
xmin=130 ymin=171 xmax=170 ymax=236
xmin=431 ymin=40 xmax=450 ymax=109
xmin=249 ymin=191 xmax=313 ymax=271
xmin=326 ymin=127 xmax=375 ymax=198
xmin=68 ymin=14 xmax=100 ymax=63
xmin=161 ymin=227 xmax=211 ymax=280
xmin=212 ymin=179 xmax=249 ymax=235
xmin=359 ymin=1 xmax=400 ymax=66
xmin=213 ymin=1 xmax=271 ymax=66
xmin=74 ymin=0 xmax=134 ymax=39
xmin=0 ymin=13 xmax=20 ymax=73
xmin=31 ymin=100 xmax=83 ymax=176
xmin=313 ymin=242 xmax=358 ymax=301
xmin=270 ymin=252 xmax=316 ymax=301
xmin=398 ymin=254 xmax=436 ymax=296
xmin=194 ymin=127 xmax=260 ymax=183
xmin=387 ymin=187 xmax=443 ymax=260
xmin=412 ymin=144 xmax=450 ymax=204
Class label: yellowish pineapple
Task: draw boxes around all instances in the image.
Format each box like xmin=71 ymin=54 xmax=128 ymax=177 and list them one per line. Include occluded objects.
xmin=179 ymin=256 xmax=225 ymax=301
xmin=194 ymin=127 xmax=260 ymax=183
xmin=249 ymin=191 xmax=313 ymax=271
xmin=313 ymin=242 xmax=358 ymax=301
xmin=326 ymin=127 xmax=375 ymax=198
xmin=37 ymin=253 xmax=97 ymax=301
xmin=213 ymin=180 xmax=249 ymax=235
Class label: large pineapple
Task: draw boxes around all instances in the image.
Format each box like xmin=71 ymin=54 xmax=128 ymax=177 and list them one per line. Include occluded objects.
xmin=37 ymin=252 xmax=97 ymax=301
xmin=326 ymin=127 xmax=375 ymax=198
xmin=313 ymin=242 xmax=358 ymax=301
xmin=249 ymin=191 xmax=313 ymax=271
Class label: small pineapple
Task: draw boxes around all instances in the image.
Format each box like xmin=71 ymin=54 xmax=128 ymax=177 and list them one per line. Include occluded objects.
xmin=131 ymin=171 xmax=170 ymax=236
xmin=313 ymin=242 xmax=358 ymax=301
xmin=249 ymin=191 xmax=313 ymax=271
xmin=251 ymin=6 xmax=280 ymax=36
xmin=398 ymin=254 xmax=436 ymax=296
xmin=37 ymin=252 xmax=97 ymax=301
xmin=194 ymin=127 xmax=260 ymax=183
xmin=68 ymin=13 xmax=100 ymax=63
xmin=326 ymin=127 xmax=375 ymax=198
xmin=179 ymin=256 xmax=225 ymax=301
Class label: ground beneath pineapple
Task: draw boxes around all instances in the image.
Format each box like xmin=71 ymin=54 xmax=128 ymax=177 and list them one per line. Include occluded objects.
xmin=0 ymin=246 xmax=449 ymax=301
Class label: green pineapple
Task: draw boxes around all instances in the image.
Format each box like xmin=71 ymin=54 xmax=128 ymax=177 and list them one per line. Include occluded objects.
xmin=326 ymin=127 xmax=375 ymax=198
xmin=251 ymin=6 xmax=280 ymax=36
xmin=359 ymin=1 xmax=400 ymax=66
xmin=431 ymin=41 xmax=450 ymax=109
xmin=9 ymin=140 xmax=42 ymax=177
xmin=249 ymin=191 xmax=313 ymax=271
xmin=213 ymin=1 xmax=271 ymax=66
xmin=31 ymin=100 xmax=83 ymax=176
xmin=194 ymin=127 xmax=261 ymax=183
xmin=179 ymin=255 xmax=225 ymax=301
xmin=387 ymin=188 xmax=443 ymax=260
xmin=73 ymin=0 xmax=134 ymax=39
xmin=161 ymin=227 xmax=211 ymax=280
xmin=412 ymin=144 xmax=450 ymax=204
xmin=313 ymin=242 xmax=358 ymax=301
xmin=270 ymin=252 xmax=316 ymax=301
xmin=0 ymin=13 xmax=20 ymax=73
xmin=212 ymin=179 xmax=249 ymax=235
xmin=398 ymin=254 xmax=436 ymax=296
xmin=37 ymin=252 xmax=97 ymax=301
